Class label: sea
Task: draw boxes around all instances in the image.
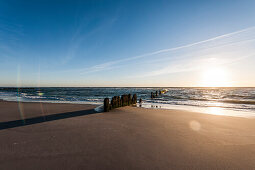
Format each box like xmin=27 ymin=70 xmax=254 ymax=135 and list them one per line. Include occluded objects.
xmin=0 ymin=87 xmax=255 ymax=118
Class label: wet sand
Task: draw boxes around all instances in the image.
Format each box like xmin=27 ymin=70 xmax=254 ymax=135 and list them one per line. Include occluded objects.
xmin=0 ymin=101 xmax=254 ymax=169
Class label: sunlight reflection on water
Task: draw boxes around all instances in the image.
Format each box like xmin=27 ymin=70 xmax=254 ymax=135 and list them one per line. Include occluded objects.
xmin=207 ymin=107 xmax=224 ymax=116
xmin=139 ymin=102 xmax=255 ymax=118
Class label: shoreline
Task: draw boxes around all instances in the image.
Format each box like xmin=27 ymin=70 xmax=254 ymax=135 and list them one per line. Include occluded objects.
xmin=1 ymin=99 xmax=254 ymax=119
xmin=1 ymin=87 xmax=255 ymax=119
xmin=140 ymin=102 xmax=255 ymax=118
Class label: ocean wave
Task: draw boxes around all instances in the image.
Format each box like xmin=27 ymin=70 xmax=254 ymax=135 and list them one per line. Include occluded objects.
xmin=1 ymin=87 xmax=255 ymax=113
xmin=220 ymin=100 xmax=255 ymax=105
xmin=22 ymin=95 xmax=47 ymax=99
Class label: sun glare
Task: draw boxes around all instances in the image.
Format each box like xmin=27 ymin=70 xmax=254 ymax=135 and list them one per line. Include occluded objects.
xmin=201 ymin=67 xmax=231 ymax=87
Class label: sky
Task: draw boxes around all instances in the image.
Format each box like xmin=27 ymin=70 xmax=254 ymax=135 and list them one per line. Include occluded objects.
xmin=0 ymin=0 xmax=255 ymax=87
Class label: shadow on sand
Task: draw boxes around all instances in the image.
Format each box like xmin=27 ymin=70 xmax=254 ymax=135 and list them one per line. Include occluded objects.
xmin=0 ymin=109 xmax=98 ymax=130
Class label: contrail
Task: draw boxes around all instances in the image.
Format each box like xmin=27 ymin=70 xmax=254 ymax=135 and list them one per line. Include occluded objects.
xmin=80 ymin=26 xmax=255 ymax=74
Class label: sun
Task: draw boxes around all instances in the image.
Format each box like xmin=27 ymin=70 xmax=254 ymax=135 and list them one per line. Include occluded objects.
xmin=200 ymin=67 xmax=231 ymax=87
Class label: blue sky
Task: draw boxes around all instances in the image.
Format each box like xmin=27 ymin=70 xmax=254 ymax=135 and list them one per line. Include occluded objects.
xmin=1 ymin=0 xmax=255 ymax=87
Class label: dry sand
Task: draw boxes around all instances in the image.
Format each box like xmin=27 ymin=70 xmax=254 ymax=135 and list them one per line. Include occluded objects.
xmin=0 ymin=101 xmax=254 ymax=169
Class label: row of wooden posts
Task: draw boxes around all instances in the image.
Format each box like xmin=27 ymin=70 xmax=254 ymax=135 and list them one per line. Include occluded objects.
xmin=104 ymin=94 xmax=141 ymax=112
xmin=104 ymin=90 xmax=166 ymax=112
xmin=151 ymin=90 xmax=164 ymax=98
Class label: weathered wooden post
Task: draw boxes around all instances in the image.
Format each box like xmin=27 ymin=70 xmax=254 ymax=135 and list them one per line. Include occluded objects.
xmin=104 ymin=98 xmax=110 ymax=112
xmin=121 ymin=95 xmax=127 ymax=106
xmin=113 ymin=96 xmax=120 ymax=108
xmin=156 ymin=91 xmax=158 ymax=97
xmin=151 ymin=92 xmax=154 ymax=98
xmin=115 ymin=96 xmax=117 ymax=108
xmin=117 ymin=96 xmax=121 ymax=107
xmin=123 ymin=95 xmax=127 ymax=106
xmin=111 ymin=96 xmax=116 ymax=109
xmin=121 ymin=95 xmax=124 ymax=106
xmin=132 ymin=94 xmax=137 ymax=104
xmin=128 ymin=94 xmax=132 ymax=105
xmin=120 ymin=96 xmax=123 ymax=107
xmin=111 ymin=97 xmax=114 ymax=109
xmin=159 ymin=90 xmax=161 ymax=95
xmin=139 ymin=98 xmax=142 ymax=107
xmin=125 ymin=95 xmax=128 ymax=106
xmin=125 ymin=95 xmax=129 ymax=106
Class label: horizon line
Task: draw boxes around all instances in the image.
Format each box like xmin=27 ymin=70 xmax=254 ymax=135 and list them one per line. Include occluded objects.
xmin=0 ymin=86 xmax=254 ymax=88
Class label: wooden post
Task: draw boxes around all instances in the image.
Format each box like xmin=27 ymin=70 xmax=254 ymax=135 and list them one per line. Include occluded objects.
xmin=117 ymin=96 xmax=121 ymax=107
xmin=132 ymin=94 xmax=137 ymax=104
xmin=139 ymin=98 xmax=142 ymax=107
xmin=121 ymin=95 xmax=128 ymax=106
xmin=121 ymin=95 xmax=124 ymax=106
xmin=128 ymin=94 xmax=131 ymax=105
xmin=104 ymin=98 xmax=110 ymax=112
xmin=111 ymin=96 xmax=117 ymax=109
xmin=125 ymin=95 xmax=128 ymax=106
xmin=112 ymin=96 xmax=120 ymax=108
xmin=156 ymin=91 xmax=158 ymax=97
xmin=151 ymin=92 xmax=154 ymax=98
xmin=111 ymin=97 xmax=114 ymax=109
xmin=120 ymin=96 xmax=123 ymax=107
xmin=114 ymin=96 xmax=118 ymax=108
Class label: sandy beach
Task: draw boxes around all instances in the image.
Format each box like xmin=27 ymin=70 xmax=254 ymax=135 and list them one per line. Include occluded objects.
xmin=0 ymin=101 xmax=254 ymax=169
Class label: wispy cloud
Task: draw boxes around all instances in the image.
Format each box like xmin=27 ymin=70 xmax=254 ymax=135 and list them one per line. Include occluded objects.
xmin=136 ymin=53 xmax=255 ymax=78
xmin=61 ymin=14 xmax=119 ymax=65
xmin=0 ymin=18 xmax=24 ymax=59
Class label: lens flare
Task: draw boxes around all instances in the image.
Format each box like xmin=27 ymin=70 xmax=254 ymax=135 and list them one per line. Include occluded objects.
xmin=16 ymin=66 xmax=25 ymax=124
xmin=189 ymin=120 xmax=201 ymax=131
